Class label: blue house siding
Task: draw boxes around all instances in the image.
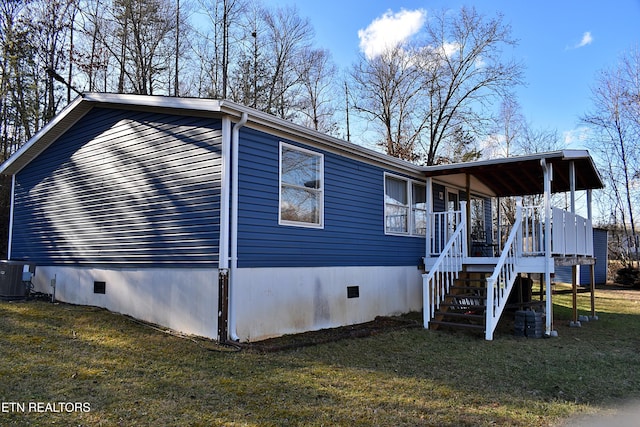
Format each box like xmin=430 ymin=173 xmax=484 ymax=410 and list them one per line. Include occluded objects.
xmin=236 ymin=128 xmax=425 ymax=268
xmin=555 ymin=228 xmax=609 ymax=285
xmin=12 ymin=107 xmax=223 ymax=266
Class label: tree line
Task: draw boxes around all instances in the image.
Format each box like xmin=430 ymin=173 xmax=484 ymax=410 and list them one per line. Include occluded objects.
xmin=0 ymin=0 xmax=527 ymax=164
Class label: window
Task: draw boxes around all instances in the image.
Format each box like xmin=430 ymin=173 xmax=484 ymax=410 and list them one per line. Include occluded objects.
xmin=279 ymin=143 xmax=324 ymax=227
xmin=385 ymin=175 xmax=426 ymax=236
xmin=385 ymin=176 xmax=408 ymax=233
xmin=412 ymin=183 xmax=427 ymax=235
xmin=470 ymin=196 xmax=485 ymax=241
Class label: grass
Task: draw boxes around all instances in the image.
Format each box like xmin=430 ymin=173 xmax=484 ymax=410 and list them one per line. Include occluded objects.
xmin=1 ymin=285 xmax=640 ymax=426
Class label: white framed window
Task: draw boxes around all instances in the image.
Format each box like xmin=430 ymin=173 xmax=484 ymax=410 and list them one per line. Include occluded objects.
xmin=384 ymin=174 xmax=426 ymax=236
xmin=279 ymin=142 xmax=324 ymax=228
xmin=412 ymin=182 xmax=427 ymax=235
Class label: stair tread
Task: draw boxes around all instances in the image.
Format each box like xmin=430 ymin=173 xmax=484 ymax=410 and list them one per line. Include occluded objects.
xmin=440 ymin=304 xmax=486 ymax=310
xmin=447 ymin=288 xmax=485 ymax=293
xmin=434 ymin=311 xmax=484 ymax=319
xmin=429 ymin=320 xmax=485 ymax=330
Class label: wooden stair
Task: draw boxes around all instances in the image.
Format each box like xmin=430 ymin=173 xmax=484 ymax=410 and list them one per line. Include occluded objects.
xmin=429 ymin=272 xmax=489 ymax=333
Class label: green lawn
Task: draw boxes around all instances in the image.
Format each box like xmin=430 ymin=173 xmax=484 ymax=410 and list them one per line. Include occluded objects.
xmin=1 ymin=285 xmax=640 ymax=426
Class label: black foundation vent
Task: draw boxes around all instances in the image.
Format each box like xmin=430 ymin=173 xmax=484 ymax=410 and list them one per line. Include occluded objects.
xmin=94 ymin=281 xmax=106 ymax=294
xmin=347 ymin=285 xmax=359 ymax=299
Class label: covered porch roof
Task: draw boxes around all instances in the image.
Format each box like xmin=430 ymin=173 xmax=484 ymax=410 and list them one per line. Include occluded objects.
xmin=421 ymin=150 xmax=604 ymax=197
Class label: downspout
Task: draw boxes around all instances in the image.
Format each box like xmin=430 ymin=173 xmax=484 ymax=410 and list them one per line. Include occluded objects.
xmin=541 ymin=159 xmax=556 ymax=337
xmin=218 ymin=117 xmax=232 ymax=342
xmin=7 ymin=175 xmax=15 ymax=259
xmin=228 ymin=112 xmax=248 ymax=342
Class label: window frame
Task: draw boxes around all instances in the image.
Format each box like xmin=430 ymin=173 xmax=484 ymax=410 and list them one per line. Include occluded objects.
xmin=278 ymin=142 xmax=324 ymax=229
xmin=384 ymin=173 xmax=427 ymax=237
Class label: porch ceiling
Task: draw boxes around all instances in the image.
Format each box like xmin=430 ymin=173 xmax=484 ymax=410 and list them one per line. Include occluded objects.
xmin=422 ymin=150 xmax=604 ymax=197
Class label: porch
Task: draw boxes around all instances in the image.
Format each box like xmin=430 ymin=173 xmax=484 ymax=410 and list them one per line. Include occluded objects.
xmin=419 ymin=150 xmax=604 ymax=340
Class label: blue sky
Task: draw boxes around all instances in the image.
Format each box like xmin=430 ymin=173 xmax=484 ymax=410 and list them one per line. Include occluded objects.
xmin=261 ymin=0 xmax=640 ymax=149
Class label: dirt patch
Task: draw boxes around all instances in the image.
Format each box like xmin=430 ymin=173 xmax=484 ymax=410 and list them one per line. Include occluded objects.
xmin=240 ymin=315 xmax=421 ymax=352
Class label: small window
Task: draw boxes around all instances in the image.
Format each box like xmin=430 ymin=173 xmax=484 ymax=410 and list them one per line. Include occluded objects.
xmin=279 ymin=143 xmax=324 ymax=227
xmin=385 ymin=174 xmax=427 ymax=236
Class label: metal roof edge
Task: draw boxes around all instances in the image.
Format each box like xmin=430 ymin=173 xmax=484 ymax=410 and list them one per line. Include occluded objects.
xmin=1 ymin=93 xmax=426 ymax=178
xmin=216 ymin=99 xmax=423 ymax=174
xmin=420 ymin=149 xmax=594 ymax=173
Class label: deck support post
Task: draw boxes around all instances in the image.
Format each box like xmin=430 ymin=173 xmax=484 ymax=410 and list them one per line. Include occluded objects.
xmin=589 ymin=264 xmax=598 ymax=321
xmin=570 ymin=265 xmax=581 ymax=327
xmin=541 ymin=159 xmax=556 ymax=337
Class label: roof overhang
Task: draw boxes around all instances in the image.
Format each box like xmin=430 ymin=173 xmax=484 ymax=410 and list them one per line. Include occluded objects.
xmin=0 ymin=93 xmax=423 ymax=177
xmin=421 ymin=150 xmax=604 ymax=197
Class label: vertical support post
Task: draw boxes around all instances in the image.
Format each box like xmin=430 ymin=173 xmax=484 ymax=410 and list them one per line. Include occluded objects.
xmin=590 ymin=263 xmax=597 ymax=320
xmin=425 ymin=177 xmax=433 ymax=258
xmin=572 ymin=265 xmax=578 ymax=323
xmin=541 ymin=159 xmax=556 ymax=336
xmin=460 ymin=201 xmax=468 ymax=259
xmin=466 ymin=174 xmax=471 ymax=256
xmin=496 ymin=196 xmax=502 ymax=252
xmin=569 ymin=160 xmax=576 ymax=214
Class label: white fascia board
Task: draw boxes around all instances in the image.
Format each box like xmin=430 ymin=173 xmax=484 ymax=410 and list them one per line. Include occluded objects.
xmin=216 ymin=100 xmax=424 ymax=178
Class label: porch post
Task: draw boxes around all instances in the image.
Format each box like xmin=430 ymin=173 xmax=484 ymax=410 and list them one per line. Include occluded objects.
xmin=587 ymin=189 xmax=597 ymax=320
xmin=541 ymin=159 xmax=556 ymax=337
xmin=569 ymin=160 xmax=576 ymax=214
xmin=570 ymin=161 xmax=580 ymax=285
xmin=496 ymin=197 xmax=502 ymax=252
xmin=466 ymin=174 xmax=471 ymax=256
xmin=425 ymin=177 xmax=433 ymax=257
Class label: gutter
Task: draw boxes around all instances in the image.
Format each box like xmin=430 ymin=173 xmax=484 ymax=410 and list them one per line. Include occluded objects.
xmin=228 ymin=112 xmax=248 ymax=342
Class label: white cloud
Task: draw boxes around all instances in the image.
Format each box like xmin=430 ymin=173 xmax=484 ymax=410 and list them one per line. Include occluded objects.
xmin=358 ymin=9 xmax=427 ymax=59
xmin=574 ymin=31 xmax=593 ymax=49
xmin=563 ymin=126 xmax=591 ymax=147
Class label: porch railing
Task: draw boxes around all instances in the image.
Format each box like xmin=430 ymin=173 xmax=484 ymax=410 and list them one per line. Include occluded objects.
xmin=427 ymin=206 xmax=465 ymax=256
xmin=423 ymin=202 xmax=467 ymax=329
xmin=497 ymin=204 xmax=593 ymax=257
xmin=551 ymin=207 xmax=594 ymax=256
xmin=485 ymin=204 xmax=523 ymax=340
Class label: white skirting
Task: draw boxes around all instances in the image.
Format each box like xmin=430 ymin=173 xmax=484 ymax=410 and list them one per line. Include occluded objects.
xmin=232 ymin=266 xmax=423 ymax=342
xmin=29 ymin=265 xmax=422 ymax=343
xmin=31 ymin=266 xmax=219 ymax=339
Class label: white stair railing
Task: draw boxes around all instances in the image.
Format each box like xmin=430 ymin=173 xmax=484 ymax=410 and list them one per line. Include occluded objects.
xmin=485 ymin=203 xmax=523 ymax=340
xmin=423 ymin=202 xmax=467 ymax=329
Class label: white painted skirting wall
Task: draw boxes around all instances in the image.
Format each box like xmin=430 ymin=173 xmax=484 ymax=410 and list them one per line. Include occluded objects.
xmin=232 ymin=266 xmax=423 ymax=342
xmin=31 ymin=266 xmax=219 ymax=339
xmin=29 ymin=265 xmax=422 ymax=343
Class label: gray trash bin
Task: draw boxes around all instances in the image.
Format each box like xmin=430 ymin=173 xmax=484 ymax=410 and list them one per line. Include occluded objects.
xmin=0 ymin=260 xmax=28 ymax=300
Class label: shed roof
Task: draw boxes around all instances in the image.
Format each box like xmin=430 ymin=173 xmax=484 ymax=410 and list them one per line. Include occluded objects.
xmin=421 ymin=150 xmax=604 ymax=197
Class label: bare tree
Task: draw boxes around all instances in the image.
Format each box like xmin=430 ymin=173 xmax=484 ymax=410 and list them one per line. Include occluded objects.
xmin=295 ymin=48 xmax=338 ymax=133
xmin=582 ymin=48 xmax=640 ymax=265
xmin=350 ymin=45 xmax=426 ymax=161
xmin=349 ymin=6 xmax=522 ymax=165
xmin=110 ymin=0 xmax=177 ymax=94
xmin=419 ymin=7 xmax=523 ymax=165
xmin=261 ymin=5 xmax=314 ymax=118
